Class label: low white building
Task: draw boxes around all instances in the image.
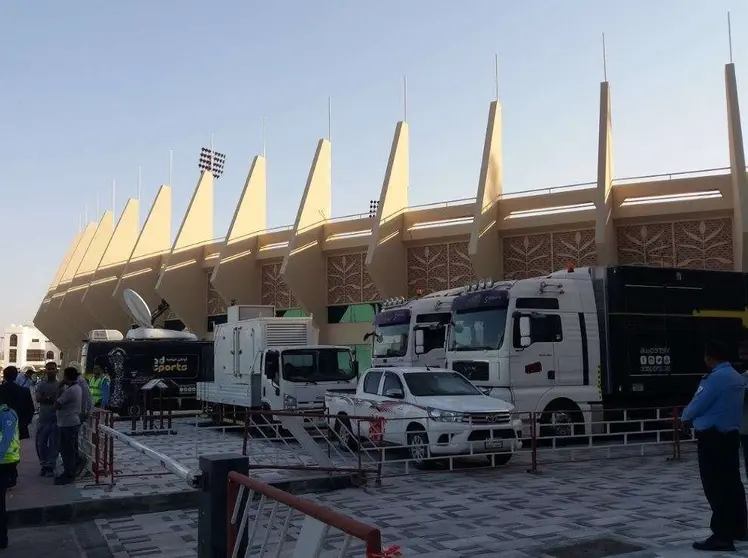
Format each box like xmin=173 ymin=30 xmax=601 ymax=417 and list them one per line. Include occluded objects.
xmin=0 ymin=324 xmax=60 ymax=371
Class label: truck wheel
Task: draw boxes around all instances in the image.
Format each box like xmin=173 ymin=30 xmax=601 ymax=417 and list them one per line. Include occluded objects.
xmin=540 ymin=401 xmax=585 ymax=444
xmin=335 ymin=415 xmax=359 ymax=452
xmin=407 ymin=428 xmax=432 ymax=470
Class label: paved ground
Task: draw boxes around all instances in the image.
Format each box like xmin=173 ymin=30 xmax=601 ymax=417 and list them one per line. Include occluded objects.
xmin=5 ymin=521 xmax=112 ymax=557
xmin=90 ymin=455 xmax=748 ymax=557
xmin=79 ymin=416 xmax=689 ymax=500
xmin=8 ymin=413 xmax=694 ymax=529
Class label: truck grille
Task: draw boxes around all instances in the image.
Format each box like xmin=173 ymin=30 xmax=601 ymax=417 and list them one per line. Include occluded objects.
xmin=463 ymin=412 xmax=511 ymax=425
xmin=451 ymin=361 xmax=489 ymax=381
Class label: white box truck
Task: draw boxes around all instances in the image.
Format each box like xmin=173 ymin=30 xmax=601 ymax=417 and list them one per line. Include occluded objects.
xmin=197 ymin=310 xmax=359 ymax=422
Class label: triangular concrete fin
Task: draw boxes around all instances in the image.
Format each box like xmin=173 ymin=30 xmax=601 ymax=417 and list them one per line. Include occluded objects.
xmin=280 ymin=139 xmax=331 ymax=331
xmin=59 ymin=223 xmax=97 ymax=285
xmin=726 ymin=63 xmax=748 ymax=270
xmin=76 ymin=211 xmax=115 ymax=277
xmin=172 ymin=170 xmax=213 ymax=251
xmin=289 ymin=139 xmax=331 ymax=235
xmin=594 ymin=81 xmax=616 ymax=264
xmin=130 ymin=185 xmax=172 ymax=261
xmin=98 ymin=198 xmax=140 ymax=268
xmin=227 ymin=155 xmax=267 ymax=243
xmin=469 ymin=100 xmax=503 ymax=279
xmin=365 ymin=121 xmax=409 ymax=297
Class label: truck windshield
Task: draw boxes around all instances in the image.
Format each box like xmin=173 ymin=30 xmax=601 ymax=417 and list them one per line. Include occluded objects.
xmin=373 ymin=324 xmax=409 ymax=357
xmin=281 ymin=349 xmax=356 ymax=383
xmin=448 ymin=308 xmax=508 ymax=351
xmin=404 ymin=372 xmax=482 ymax=396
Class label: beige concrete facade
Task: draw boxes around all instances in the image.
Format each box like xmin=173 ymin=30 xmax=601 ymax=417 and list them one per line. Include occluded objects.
xmin=81 ymin=198 xmax=141 ymax=334
xmin=34 ymin=63 xmax=748 ymax=363
xmin=155 ymin=171 xmax=216 ymax=338
xmin=113 ymin=185 xmax=173 ymax=331
xmin=56 ymin=210 xmax=115 ymax=351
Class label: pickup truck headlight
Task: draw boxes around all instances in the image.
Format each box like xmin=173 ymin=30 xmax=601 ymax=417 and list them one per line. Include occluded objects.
xmin=284 ymin=394 xmax=297 ymax=409
xmin=427 ymin=408 xmax=464 ymax=422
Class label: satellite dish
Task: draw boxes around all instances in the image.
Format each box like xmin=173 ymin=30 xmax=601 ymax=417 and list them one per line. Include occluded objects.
xmin=123 ymin=289 xmax=153 ymax=329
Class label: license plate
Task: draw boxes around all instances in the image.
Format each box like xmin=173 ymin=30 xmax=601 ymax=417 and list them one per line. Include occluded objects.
xmin=485 ymin=439 xmax=503 ymax=450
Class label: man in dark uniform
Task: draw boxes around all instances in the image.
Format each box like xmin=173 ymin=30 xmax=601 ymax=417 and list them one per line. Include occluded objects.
xmin=682 ymin=340 xmax=748 ymax=551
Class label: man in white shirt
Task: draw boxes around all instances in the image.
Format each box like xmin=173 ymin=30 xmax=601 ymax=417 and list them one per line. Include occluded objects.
xmin=53 ymin=367 xmax=82 ymax=485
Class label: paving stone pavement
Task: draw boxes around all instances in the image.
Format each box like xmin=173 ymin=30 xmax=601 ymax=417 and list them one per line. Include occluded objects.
xmin=94 ymin=455 xmax=748 ymax=557
xmin=77 ymin=416 xmax=693 ymax=502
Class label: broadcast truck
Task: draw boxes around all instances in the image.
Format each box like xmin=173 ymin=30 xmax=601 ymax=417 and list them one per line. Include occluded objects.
xmin=197 ymin=309 xmax=358 ymax=424
xmin=80 ymin=289 xmax=215 ymax=416
xmin=369 ymin=288 xmax=462 ymax=368
xmin=443 ymin=265 xmax=748 ymax=437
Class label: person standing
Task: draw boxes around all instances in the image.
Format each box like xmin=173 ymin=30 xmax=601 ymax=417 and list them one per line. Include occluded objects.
xmin=35 ymin=362 xmax=59 ymax=477
xmin=15 ymin=369 xmax=35 ymax=390
xmin=89 ymin=360 xmax=110 ymax=409
xmin=74 ymin=368 xmax=93 ymax=476
xmin=0 ymin=393 xmax=20 ymax=550
xmin=0 ymin=367 xmax=34 ymax=441
xmin=53 ymin=367 xmax=82 ymax=485
xmin=76 ymin=368 xmax=93 ymax=422
xmin=682 ymin=340 xmax=748 ymax=551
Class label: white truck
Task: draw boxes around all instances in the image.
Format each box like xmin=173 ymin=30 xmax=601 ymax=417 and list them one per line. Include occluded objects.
xmin=370 ymin=288 xmax=462 ymax=368
xmin=325 ymin=366 xmax=522 ymax=469
xmin=445 ymin=265 xmax=748 ymax=437
xmin=197 ymin=308 xmax=358 ymax=422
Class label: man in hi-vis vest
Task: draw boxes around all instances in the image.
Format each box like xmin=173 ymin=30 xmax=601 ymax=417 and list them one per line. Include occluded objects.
xmin=0 ymin=396 xmax=20 ymax=549
xmin=89 ymin=359 xmax=110 ymax=408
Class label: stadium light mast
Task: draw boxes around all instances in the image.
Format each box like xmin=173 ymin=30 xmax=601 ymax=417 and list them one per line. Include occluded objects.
xmin=198 ymin=137 xmax=226 ymax=179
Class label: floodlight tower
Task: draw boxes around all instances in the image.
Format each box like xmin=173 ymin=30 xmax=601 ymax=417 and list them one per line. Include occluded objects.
xmin=198 ymin=146 xmax=227 ymax=179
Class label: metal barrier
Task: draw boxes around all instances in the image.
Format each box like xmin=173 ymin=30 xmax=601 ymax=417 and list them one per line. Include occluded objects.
xmin=79 ymin=408 xmax=115 ymax=485
xmin=241 ymin=409 xmax=380 ymax=481
xmin=227 ymin=471 xmax=401 ymax=557
xmin=237 ymin=405 xmax=690 ymax=481
xmin=97 ymin=424 xmax=202 ymax=487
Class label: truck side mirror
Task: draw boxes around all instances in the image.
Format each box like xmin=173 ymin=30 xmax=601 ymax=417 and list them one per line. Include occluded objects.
xmin=519 ymin=316 xmax=532 ymax=348
xmin=414 ymin=329 xmax=425 ymax=355
xmin=265 ymin=353 xmax=279 ymax=380
xmin=384 ymin=388 xmax=404 ymax=399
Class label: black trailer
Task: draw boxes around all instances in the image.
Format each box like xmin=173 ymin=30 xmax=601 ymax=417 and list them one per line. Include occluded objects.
xmin=592 ymin=265 xmax=748 ymax=410
xmin=82 ymin=339 xmax=214 ymax=416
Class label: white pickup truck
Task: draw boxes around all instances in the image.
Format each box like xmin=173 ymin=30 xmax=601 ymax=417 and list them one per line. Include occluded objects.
xmin=325 ymin=367 xmax=523 ymax=469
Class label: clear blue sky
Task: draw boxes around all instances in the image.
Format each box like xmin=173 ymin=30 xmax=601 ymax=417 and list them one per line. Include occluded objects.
xmin=1 ymin=0 xmax=747 ymax=330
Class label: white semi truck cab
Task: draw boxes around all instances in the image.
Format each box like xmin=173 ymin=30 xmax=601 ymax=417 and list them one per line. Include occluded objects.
xmin=198 ymin=311 xmax=358 ymax=413
xmin=370 ymin=288 xmax=462 ymax=369
xmin=445 ymin=268 xmax=602 ymax=436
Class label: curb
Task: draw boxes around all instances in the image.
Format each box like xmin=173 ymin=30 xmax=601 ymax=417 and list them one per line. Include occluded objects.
xmin=8 ymin=473 xmax=357 ymax=528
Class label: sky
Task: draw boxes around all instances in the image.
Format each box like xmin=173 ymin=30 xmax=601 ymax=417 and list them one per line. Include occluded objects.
xmin=1 ymin=0 xmax=747 ymax=330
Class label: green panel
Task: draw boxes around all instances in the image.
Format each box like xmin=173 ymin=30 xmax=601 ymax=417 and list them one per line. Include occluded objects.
xmin=351 ymin=343 xmax=372 ymax=372
xmin=277 ymin=307 xmax=309 ymax=318
xmin=328 ymin=303 xmax=378 ymax=324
